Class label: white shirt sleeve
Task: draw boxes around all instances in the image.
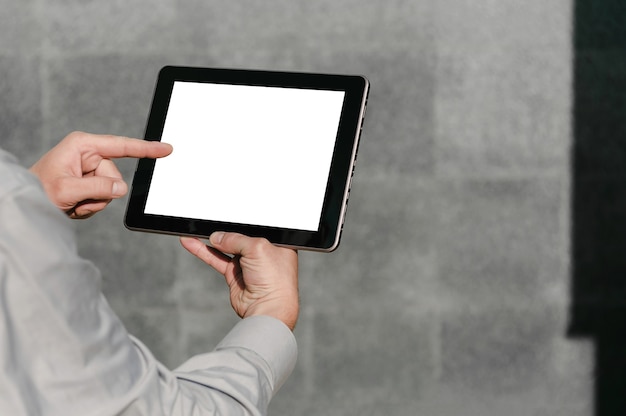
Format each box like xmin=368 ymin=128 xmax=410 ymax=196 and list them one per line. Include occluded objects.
xmin=0 ymin=149 xmax=297 ymax=416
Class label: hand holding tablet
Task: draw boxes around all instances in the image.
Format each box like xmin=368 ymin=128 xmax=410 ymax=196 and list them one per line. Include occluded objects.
xmin=125 ymin=66 xmax=369 ymax=252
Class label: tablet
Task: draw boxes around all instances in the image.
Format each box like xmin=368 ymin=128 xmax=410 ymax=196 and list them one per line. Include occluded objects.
xmin=124 ymin=66 xmax=369 ymax=252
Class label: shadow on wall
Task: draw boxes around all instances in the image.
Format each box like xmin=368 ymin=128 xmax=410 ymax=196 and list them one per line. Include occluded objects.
xmin=570 ymin=0 xmax=626 ymax=414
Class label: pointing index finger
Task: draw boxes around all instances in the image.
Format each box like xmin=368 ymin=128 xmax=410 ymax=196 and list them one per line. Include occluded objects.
xmin=86 ymin=133 xmax=173 ymax=160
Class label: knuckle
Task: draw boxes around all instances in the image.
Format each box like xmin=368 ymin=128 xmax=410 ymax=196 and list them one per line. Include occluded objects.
xmin=250 ymin=237 xmax=272 ymax=254
xmin=64 ymin=131 xmax=88 ymax=147
xmin=66 ymin=131 xmax=83 ymax=141
xmin=49 ymin=179 xmax=66 ymax=199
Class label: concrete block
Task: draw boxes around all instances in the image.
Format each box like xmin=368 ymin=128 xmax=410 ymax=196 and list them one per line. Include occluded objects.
xmin=180 ymin=0 xmax=432 ymax=65
xmin=42 ymin=0 xmax=178 ymax=55
xmin=356 ymin=51 xmax=435 ymax=177
xmin=295 ymin=0 xmax=433 ymax=54
xmin=440 ymin=304 xmax=558 ymax=394
xmin=45 ymin=55 xmax=171 ymax=142
xmin=407 ymin=382 xmax=585 ymax=416
xmin=435 ymin=178 xmax=564 ymax=306
xmin=434 ymin=0 xmax=571 ymax=177
xmin=530 ymin=338 xmax=594 ymax=416
xmin=433 ymin=0 xmax=571 ymax=52
xmin=178 ymin=0 xmax=302 ymax=62
xmin=0 ymin=1 xmax=41 ymax=55
xmin=309 ymin=303 xmax=434 ymax=412
xmin=434 ymin=47 xmax=570 ymax=176
xmin=0 ymin=56 xmax=43 ymax=166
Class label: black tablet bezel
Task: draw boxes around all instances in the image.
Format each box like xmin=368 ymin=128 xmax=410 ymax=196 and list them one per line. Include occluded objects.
xmin=124 ymin=66 xmax=369 ymax=252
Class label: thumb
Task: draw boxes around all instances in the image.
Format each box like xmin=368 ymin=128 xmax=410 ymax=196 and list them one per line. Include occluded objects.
xmin=60 ymin=176 xmax=128 ymax=205
xmin=209 ymin=232 xmax=260 ymax=257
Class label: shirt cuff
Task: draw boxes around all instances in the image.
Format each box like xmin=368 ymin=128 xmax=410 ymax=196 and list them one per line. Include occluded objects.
xmin=216 ymin=316 xmax=298 ymax=391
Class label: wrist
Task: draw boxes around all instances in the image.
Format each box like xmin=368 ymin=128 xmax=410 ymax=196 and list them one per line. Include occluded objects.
xmin=245 ymin=298 xmax=299 ymax=331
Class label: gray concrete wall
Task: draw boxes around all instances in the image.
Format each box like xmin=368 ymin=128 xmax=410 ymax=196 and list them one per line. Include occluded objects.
xmin=1 ymin=1 xmax=589 ymax=414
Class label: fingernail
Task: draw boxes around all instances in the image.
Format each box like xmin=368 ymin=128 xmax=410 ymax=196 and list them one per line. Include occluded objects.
xmin=210 ymin=231 xmax=225 ymax=245
xmin=112 ymin=181 xmax=127 ymax=197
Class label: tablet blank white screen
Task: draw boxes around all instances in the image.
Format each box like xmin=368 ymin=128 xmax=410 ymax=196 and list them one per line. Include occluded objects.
xmin=143 ymin=81 xmax=345 ymax=231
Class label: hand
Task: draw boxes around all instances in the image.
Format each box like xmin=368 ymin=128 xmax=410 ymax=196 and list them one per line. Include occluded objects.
xmin=30 ymin=131 xmax=172 ymax=219
xmin=180 ymin=233 xmax=299 ymax=331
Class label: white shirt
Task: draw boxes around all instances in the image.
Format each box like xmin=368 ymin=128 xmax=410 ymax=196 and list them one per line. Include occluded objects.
xmin=0 ymin=149 xmax=297 ymax=416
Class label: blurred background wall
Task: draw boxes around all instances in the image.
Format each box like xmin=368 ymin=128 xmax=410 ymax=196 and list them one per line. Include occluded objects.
xmin=0 ymin=1 xmax=595 ymax=415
